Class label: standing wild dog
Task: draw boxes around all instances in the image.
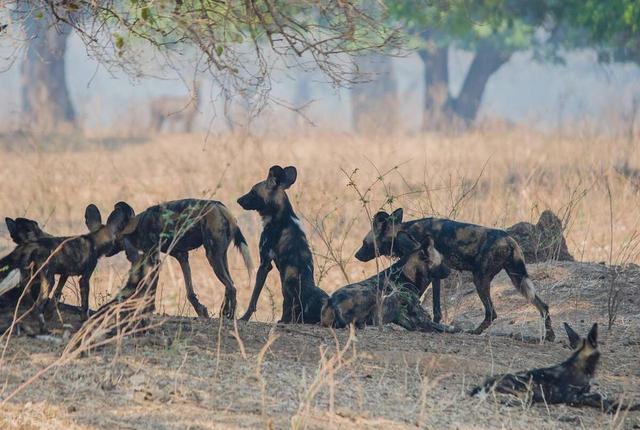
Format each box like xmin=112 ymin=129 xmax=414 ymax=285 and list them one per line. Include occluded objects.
xmin=1 ymin=217 xmax=52 ymax=303
xmin=237 ymin=165 xmax=329 ymax=323
xmin=0 ymin=203 xmax=132 ymax=329
xmin=107 ymin=199 xmax=253 ymax=319
xmin=5 ymin=217 xmax=52 ymax=244
xmin=471 ymin=323 xmax=640 ymax=413
xmin=355 ymin=209 xmax=555 ymax=341
xmin=321 ymin=231 xmax=456 ymax=332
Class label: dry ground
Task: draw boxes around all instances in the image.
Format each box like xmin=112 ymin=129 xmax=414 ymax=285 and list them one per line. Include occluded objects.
xmin=0 ymin=260 xmax=639 ymax=429
xmin=0 ymin=130 xmax=639 ymax=428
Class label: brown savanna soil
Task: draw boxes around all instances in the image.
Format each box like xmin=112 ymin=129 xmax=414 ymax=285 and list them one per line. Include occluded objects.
xmin=0 ymin=259 xmax=639 ymax=430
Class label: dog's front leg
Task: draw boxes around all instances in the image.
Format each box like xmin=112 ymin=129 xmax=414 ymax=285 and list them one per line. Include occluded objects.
xmin=79 ymin=261 xmax=97 ymax=321
xmin=239 ymin=260 xmax=272 ymax=321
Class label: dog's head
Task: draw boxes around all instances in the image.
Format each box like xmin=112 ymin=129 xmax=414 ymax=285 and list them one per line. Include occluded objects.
xmin=85 ymin=202 xmax=136 ymax=256
xmin=564 ymin=322 xmax=600 ymax=377
xmin=396 ymin=231 xmax=450 ymax=290
xmin=355 ymin=208 xmax=405 ymax=262
xmin=5 ymin=217 xmax=50 ymax=244
xmin=237 ymin=165 xmax=297 ymax=216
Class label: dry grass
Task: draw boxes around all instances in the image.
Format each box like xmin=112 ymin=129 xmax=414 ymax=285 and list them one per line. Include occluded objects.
xmin=0 ymin=128 xmax=639 ymax=428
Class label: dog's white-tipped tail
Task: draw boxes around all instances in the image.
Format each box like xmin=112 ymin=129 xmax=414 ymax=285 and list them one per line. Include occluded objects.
xmin=0 ymin=269 xmax=21 ymax=297
xmin=239 ymin=242 xmax=254 ymax=282
xmin=521 ymin=277 xmax=536 ymax=302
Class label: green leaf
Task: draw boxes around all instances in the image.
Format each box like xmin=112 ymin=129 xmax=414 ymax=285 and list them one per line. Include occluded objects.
xmin=216 ymin=45 xmax=224 ymax=56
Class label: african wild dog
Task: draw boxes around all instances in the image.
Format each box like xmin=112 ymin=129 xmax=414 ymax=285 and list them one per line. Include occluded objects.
xmin=107 ymin=199 xmax=253 ymax=319
xmin=321 ymin=231 xmax=456 ymax=332
xmin=355 ymin=209 xmax=555 ymax=341
xmin=471 ymin=323 xmax=640 ymax=413
xmin=5 ymin=217 xmax=52 ymax=244
xmin=0 ymin=203 xmax=132 ymax=330
xmin=237 ymin=165 xmax=329 ymax=323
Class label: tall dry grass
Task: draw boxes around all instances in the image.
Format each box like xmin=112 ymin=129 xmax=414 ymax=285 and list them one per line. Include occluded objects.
xmin=1 ymin=127 xmax=639 ymax=320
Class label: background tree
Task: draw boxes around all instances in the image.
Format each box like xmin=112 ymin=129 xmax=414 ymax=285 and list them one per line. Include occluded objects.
xmin=388 ymin=0 xmax=549 ymax=131
xmin=13 ymin=5 xmax=77 ymax=132
xmin=5 ymin=0 xmax=397 ymax=134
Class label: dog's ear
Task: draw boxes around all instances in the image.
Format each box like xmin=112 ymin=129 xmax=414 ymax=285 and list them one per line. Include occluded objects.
xmin=5 ymin=218 xmax=17 ymax=240
xmin=389 ymin=208 xmax=404 ymax=225
xmin=85 ymin=204 xmax=103 ymax=233
xmin=105 ymin=204 xmax=130 ymax=235
xmin=114 ymin=202 xmax=138 ymax=236
xmin=114 ymin=201 xmax=135 ymax=219
xmin=587 ymin=323 xmax=598 ymax=348
xmin=395 ymin=231 xmax=420 ymax=255
xmin=563 ymin=322 xmax=582 ymax=349
xmin=372 ymin=211 xmax=390 ymax=234
xmin=267 ymin=165 xmax=284 ymax=188
xmin=280 ymin=166 xmax=297 ymax=189
xmin=119 ymin=215 xmax=139 ymax=236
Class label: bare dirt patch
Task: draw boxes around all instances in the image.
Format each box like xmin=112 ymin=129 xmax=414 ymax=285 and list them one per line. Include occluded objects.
xmin=0 ymin=260 xmax=638 ymax=429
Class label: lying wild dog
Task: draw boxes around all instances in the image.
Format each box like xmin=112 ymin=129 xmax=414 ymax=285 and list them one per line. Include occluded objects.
xmin=321 ymin=231 xmax=457 ymax=332
xmin=107 ymin=199 xmax=253 ymax=319
xmin=0 ymin=203 xmax=132 ymax=330
xmin=355 ymin=209 xmax=555 ymax=341
xmin=471 ymin=323 xmax=640 ymax=413
xmin=5 ymin=217 xmax=52 ymax=244
xmin=237 ymin=165 xmax=329 ymax=323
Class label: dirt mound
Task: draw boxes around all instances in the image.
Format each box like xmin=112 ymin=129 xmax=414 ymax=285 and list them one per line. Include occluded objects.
xmin=0 ymin=260 xmax=638 ymax=429
xmin=506 ymin=210 xmax=574 ymax=263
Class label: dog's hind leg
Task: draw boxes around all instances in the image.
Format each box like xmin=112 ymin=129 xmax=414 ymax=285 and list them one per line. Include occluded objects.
xmin=504 ymin=240 xmax=555 ymax=341
xmin=471 ymin=272 xmax=497 ymax=335
xmin=431 ymin=278 xmax=442 ymax=323
xmin=174 ymin=252 xmax=209 ymax=318
xmin=205 ymin=248 xmax=237 ymax=319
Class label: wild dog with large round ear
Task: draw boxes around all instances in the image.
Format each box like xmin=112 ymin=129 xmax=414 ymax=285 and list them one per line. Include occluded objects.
xmin=355 ymin=208 xmax=555 ymax=341
xmin=238 ymin=165 xmax=328 ymax=324
xmin=5 ymin=217 xmax=52 ymax=245
xmin=103 ymin=199 xmax=253 ymax=319
xmin=321 ymin=231 xmax=456 ymax=333
xmin=0 ymin=203 xmax=134 ymax=331
xmin=471 ymin=323 xmax=639 ymax=413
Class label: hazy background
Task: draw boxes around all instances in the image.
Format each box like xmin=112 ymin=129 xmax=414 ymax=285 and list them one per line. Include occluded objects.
xmin=1 ymin=33 xmax=639 ymax=134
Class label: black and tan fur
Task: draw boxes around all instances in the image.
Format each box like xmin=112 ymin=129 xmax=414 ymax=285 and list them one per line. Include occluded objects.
xmin=237 ymin=165 xmax=328 ymax=324
xmin=5 ymin=217 xmax=52 ymax=245
xmin=471 ymin=323 xmax=639 ymax=413
xmin=321 ymin=231 xmax=456 ymax=332
xmin=109 ymin=199 xmax=253 ymax=319
xmin=355 ymin=209 xmax=555 ymax=340
xmin=0 ymin=204 xmax=132 ymax=329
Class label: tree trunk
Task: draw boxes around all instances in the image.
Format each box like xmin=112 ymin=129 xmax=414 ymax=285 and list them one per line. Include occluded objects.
xmin=20 ymin=9 xmax=76 ymax=133
xmin=351 ymin=54 xmax=399 ymax=134
xmin=418 ymin=38 xmax=451 ymax=131
xmin=449 ymin=41 xmax=512 ymax=123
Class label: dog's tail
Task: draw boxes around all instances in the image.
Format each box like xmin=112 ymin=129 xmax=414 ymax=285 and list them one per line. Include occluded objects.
xmin=469 ymin=385 xmax=483 ymax=397
xmin=0 ymin=252 xmax=21 ymax=298
xmin=504 ymin=237 xmax=536 ymax=302
xmin=218 ymin=204 xmax=254 ymax=282
xmin=233 ymin=226 xmax=254 ymax=281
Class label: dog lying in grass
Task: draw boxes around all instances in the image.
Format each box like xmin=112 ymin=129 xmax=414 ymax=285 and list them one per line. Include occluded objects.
xmin=471 ymin=322 xmax=640 ymax=413
xmin=321 ymin=231 xmax=457 ymax=333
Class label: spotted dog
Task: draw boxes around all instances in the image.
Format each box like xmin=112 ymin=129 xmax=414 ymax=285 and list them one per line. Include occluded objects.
xmin=355 ymin=209 xmax=555 ymax=341
xmin=107 ymin=199 xmax=253 ymax=319
xmin=471 ymin=323 xmax=639 ymax=412
xmin=237 ymin=165 xmax=328 ymax=324
xmin=321 ymin=231 xmax=456 ymax=332
xmin=0 ymin=203 xmax=132 ymax=330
